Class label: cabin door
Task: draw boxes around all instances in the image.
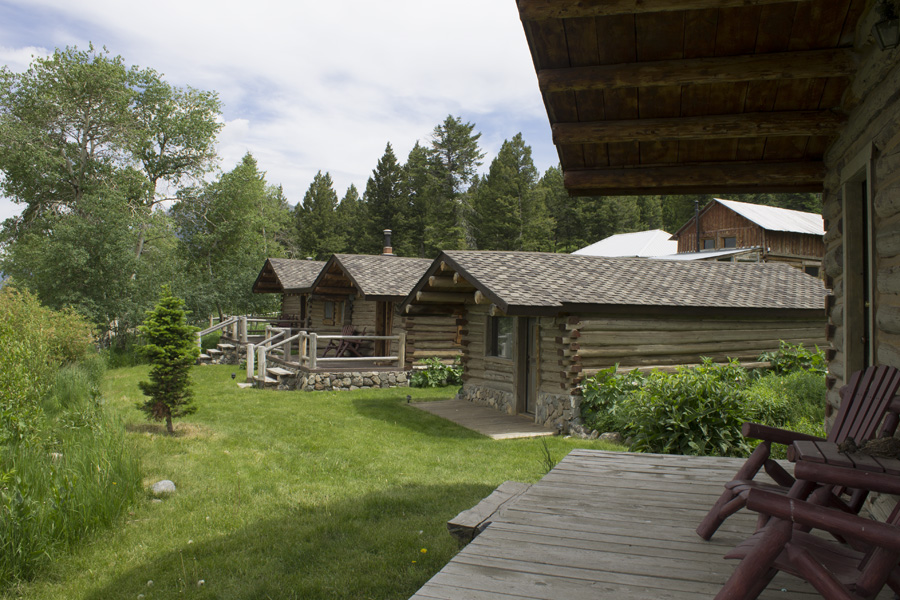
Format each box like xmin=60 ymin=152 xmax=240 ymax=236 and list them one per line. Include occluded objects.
xmin=375 ymin=301 xmax=393 ymax=357
xmin=518 ymin=317 xmax=539 ymax=415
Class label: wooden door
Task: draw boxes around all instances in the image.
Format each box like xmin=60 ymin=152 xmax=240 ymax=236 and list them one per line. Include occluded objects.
xmin=375 ymin=301 xmax=394 ymax=357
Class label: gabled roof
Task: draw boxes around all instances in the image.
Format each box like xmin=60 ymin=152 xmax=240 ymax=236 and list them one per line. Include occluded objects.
xmin=654 ymin=248 xmax=761 ymax=262
xmin=573 ymin=229 xmax=677 ymax=257
xmin=403 ymin=250 xmax=825 ymax=315
xmin=516 ymin=0 xmax=864 ymax=196
xmin=311 ymin=254 xmax=433 ymax=301
xmin=252 ymin=258 xmax=326 ymax=294
xmin=714 ymin=199 xmax=824 ymax=235
xmin=672 ymin=198 xmax=824 ymax=239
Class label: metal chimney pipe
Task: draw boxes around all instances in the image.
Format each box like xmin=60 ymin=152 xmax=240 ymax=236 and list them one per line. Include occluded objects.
xmin=383 ymin=229 xmax=394 ymax=256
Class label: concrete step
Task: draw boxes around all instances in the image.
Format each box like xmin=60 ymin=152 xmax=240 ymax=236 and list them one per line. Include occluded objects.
xmin=207 ymin=348 xmax=223 ymax=355
xmin=253 ymin=376 xmax=278 ymax=385
xmin=267 ymin=367 xmax=293 ymax=377
xmin=217 ymin=343 xmax=235 ymax=350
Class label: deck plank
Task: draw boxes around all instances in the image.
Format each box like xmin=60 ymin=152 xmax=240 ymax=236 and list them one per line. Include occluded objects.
xmin=410 ymin=449 xmax=893 ymax=599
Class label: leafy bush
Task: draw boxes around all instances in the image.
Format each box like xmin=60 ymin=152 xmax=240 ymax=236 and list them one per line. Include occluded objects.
xmin=580 ymin=358 xmax=827 ymax=458
xmin=758 ymin=341 xmax=826 ymax=376
xmin=410 ymin=357 xmax=462 ymax=388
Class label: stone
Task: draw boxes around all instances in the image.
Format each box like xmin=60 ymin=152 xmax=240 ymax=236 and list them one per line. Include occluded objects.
xmin=151 ymin=480 xmax=176 ymax=496
xmin=589 ymin=430 xmax=600 ymax=439
xmin=599 ymin=432 xmax=625 ymax=445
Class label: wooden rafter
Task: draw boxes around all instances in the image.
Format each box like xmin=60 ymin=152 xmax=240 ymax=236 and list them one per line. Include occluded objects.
xmin=564 ymin=162 xmax=826 ymax=195
xmin=518 ymin=0 xmax=815 ymax=20
xmin=552 ymin=111 xmax=846 ymax=144
xmin=537 ymin=49 xmax=856 ymax=92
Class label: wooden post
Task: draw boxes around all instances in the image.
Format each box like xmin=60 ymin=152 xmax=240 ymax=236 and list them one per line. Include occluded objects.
xmin=240 ymin=316 xmax=248 ymax=343
xmin=231 ymin=317 xmax=238 ymax=339
xmin=246 ymin=343 xmax=255 ymax=381
xmin=209 ymin=315 xmax=214 ymax=328
xmin=398 ymin=332 xmax=406 ymax=370
xmin=299 ymin=332 xmax=307 ymax=367
xmin=309 ymin=333 xmax=317 ymax=369
xmin=284 ymin=334 xmax=293 ymax=362
xmin=257 ymin=345 xmax=267 ymax=383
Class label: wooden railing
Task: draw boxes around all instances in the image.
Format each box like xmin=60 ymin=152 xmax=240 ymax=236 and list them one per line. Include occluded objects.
xmin=196 ymin=316 xmax=240 ymax=347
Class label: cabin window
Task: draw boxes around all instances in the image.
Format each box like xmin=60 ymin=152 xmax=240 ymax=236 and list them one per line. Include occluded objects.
xmin=722 ymin=236 xmax=737 ymax=249
xmin=702 ymin=238 xmax=715 ymax=250
xmin=804 ymin=266 xmax=820 ymax=278
xmin=487 ymin=316 xmax=514 ymax=359
xmin=323 ymin=300 xmax=343 ymax=326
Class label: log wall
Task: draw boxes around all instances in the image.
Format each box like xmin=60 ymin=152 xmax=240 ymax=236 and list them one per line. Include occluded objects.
xmin=401 ymin=307 xmax=464 ymax=370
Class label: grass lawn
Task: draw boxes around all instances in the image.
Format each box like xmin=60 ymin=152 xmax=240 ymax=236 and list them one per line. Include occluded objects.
xmin=5 ymin=364 xmax=623 ymax=600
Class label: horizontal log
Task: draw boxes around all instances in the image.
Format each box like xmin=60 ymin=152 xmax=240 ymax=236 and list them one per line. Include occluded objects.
xmin=407 ymin=340 xmax=461 ymax=350
xmin=474 ymin=290 xmax=492 ymax=305
xmin=427 ymin=275 xmax=474 ymax=291
xmin=409 ymin=350 xmax=463 ymax=358
xmin=405 ymin=303 xmax=467 ymax=315
xmin=453 ymin=272 xmax=471 ymax=285
xmin=519 ymin=0 xmax=816 ymax=20
xmin=416 ymin=291 xmax=471 ymax=303
xmin=572 ymin=327 xmax=824 ymax=346
xmin=538 ymin=49 xmax=855 ymax=92
xmin=566 ymin=318 xmax=820 ymax=332
xmin=405 ymin=324 xmax=459 ymax=334
xmin=552 ymin=111 xmax=845 ymax=145
xmin=564 ymin=162 xmax=826 ymax=196
xmin=490 ymin=305 xmax=507 ymax=317
xmin=404 ymin=316 xmax=460 ymax=326
xmin=574 ymin=338 xmax=823 ymax=359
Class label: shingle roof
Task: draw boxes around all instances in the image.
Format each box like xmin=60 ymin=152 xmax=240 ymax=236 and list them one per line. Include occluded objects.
xmin=573 ymin=229 xmax=677 ymax=257
xmin=438 ymin=251 xmax=825 ymax=312
xmin=329 ymin=254 xmax=433 ymax=300
xmin=267 ymin=258 xmax=326 ymax=292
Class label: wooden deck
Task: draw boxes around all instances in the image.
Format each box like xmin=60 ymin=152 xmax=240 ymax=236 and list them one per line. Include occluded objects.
xmin=410 ymin=399 xmax=557 ymax=439
xmin=411 ymin=449 xmax=894 ymax=600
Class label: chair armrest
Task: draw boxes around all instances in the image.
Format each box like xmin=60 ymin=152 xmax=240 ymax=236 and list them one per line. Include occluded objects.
xmin=794 ymin=461 xmax=900 ymax=496
xmin=741 ymin=422 xmax=826 ymax=445
xmin=746 ymin=489 xmax=900 ymax=553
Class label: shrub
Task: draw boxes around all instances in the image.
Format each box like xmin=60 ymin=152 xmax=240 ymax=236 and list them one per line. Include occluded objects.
xmin=744 ymin=370 xmax=826 ymax=434
xmin=579 ymin=365 xmax=644 ymax=434
xmin=409 ymin=357 xmax=462 ymax=388
xmin=758 ymin=341 xmax=826 ymax=376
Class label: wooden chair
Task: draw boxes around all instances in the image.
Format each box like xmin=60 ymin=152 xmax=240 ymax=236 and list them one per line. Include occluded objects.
xmin=335 ymin=327 xmax=364 ymax=358
xmin=696 ymin=365 xmax=900 ymax=541
xmin=322 ymin=324 xmax=355 ymax=357
xmin=715 ymin=460 xmax=900 ymax=600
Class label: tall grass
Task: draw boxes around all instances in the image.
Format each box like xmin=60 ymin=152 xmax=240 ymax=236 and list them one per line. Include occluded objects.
xmin=0 ymin=289 xmax=142 ymax=589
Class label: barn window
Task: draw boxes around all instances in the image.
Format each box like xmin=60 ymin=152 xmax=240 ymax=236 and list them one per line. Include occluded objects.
xmin=722 ymin=236 xmax=737 ymax=248
xmin=323 ymin=300 xmax=343 ymax=325
xmin=702 ymin=238 xmax=715 ymax=250
xmin=487 ymin=316 xmax=514 ymax=359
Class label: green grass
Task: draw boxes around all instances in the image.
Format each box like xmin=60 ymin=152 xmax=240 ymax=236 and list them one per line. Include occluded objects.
xmin=5 ymin=365 xmax=623 ymax=600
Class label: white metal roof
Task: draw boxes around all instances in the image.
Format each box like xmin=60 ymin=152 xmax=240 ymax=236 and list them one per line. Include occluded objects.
xmin=714 ymin=198 xmax=824 ymax=235
xmin=653 ymin=248 xmax=762 ymax=261
xmin=573 ymin=229 xmax=677 ymax=258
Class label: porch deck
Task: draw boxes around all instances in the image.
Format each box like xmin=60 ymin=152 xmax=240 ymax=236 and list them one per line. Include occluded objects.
xmin=411 ymin=449 xmax=893 ymax=600
xmin=410 ymin=398 xmax=557 ymax=439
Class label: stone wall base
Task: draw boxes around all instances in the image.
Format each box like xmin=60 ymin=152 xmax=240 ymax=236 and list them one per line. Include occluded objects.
xmin=459 ymin=384 xmax=516 ymax=415
xmin=458 ymin=384 xmax=581 ymax=431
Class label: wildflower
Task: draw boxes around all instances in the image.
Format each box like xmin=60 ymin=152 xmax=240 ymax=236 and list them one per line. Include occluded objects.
xmin=420 ymin=548 xmax=427 ymax=553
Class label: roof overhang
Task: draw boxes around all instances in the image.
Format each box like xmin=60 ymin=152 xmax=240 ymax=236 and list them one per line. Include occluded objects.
xmin=517 ymin=0 xmax=865 ymax=196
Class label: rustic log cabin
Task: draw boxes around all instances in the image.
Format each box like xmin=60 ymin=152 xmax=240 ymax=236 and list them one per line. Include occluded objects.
xmin=251 ymin=258 xmax=326 ymax=328
xmin=670 ymin=198 xmax=825 ymax=274
xmin=309 ymin=253 xmax=445 ymax=366
xmin=400 ymin=250 xmax=826 ymax=429
xmin=515 ymin=0 xmax=900 ymax=518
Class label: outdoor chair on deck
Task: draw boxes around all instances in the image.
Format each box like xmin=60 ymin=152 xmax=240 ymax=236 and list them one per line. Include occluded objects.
xmin=714 ymin=460 xmax=900 ymax=600
xmin=696 ymin=365 xmax=900 ymax=541
xmin=321 ymin=325 xmax=364 ymax=358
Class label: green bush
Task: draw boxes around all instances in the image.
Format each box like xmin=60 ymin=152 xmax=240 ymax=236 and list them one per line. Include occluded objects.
xmin=579 ymin=358 xmax=827 ymax=458
xmin=758 ymin=341 xmax=826 ymax=376
xmin=200 ymin=330 xmax=222 ymax=351
xmin=410 ymin=357 xmax=462 ymax=388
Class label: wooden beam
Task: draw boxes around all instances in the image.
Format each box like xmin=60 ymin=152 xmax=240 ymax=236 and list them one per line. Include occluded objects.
xmin=311 ymin=286 xmax=354 ymax=296
xmin=518 ymin=0 xmax=815 ymax=20
xmin=563 ymin=161 xmax=825 ymax=195
xmin=415 ymin=291 xmax=470 ymax=303
xmin=428 ymin=275 xmax=474 ymax=291
xmin=474 ymin=290 xmax=493 ymax=305
xmin=552 ymin=110 xmax=846 ymax=144
xmin=538 ymin=49 xmax=856 ymax=93
xmin=453 ymin=272 xmax=470 ymax=285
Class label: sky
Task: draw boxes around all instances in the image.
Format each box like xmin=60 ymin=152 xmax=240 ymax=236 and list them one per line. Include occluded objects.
xmin=0 ymin=0 xmax=558 ymax=221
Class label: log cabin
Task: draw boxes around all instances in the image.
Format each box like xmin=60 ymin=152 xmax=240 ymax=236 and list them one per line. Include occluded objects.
xmin=515 ymin=0 xmax=900 ymax=517
xmin=669 ymin=198 xmax=825 ymax=274
xmin=251 ymin=258 xmax=326 ymax=327
xmin=308 ymin=253 xmax=448 ymax=364
xmin=400 ymin=250 xmax=826 ymax=429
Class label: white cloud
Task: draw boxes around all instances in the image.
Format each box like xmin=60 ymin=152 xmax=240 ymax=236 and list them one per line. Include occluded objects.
xmin=0 ymin=0 xmax=557 ymax=210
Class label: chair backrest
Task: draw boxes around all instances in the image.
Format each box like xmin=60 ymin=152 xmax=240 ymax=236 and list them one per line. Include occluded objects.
xmin=341 ymin=324 xmax=355 ymax=335
xmin=827 ymin=366 xmax=900 ymax=444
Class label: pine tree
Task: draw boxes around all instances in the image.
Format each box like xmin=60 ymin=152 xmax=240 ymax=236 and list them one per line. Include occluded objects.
xmin=335 ymin=184 xmax=367 ymax=254
xmin=293 ymin=171 xmax=343 ymax=259
xmin=137 ymin=286 xmax=200 ymax=434
xmin=539 ymin=166 xmax=586 ymax=253
xmin=396 ymin=142 xmax=432 ymax=257
xmin=363 ymin=143 xmax=404 ymax=254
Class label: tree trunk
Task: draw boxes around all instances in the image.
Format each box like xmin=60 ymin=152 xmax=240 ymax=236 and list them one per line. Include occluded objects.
xmin=166 ymin=415 xmax=174 ymax=434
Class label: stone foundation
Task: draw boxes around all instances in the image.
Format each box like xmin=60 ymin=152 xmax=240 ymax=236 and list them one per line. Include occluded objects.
xmin=458 ymin=384 xmax=581 ymax=431
xmin=294 ymin=370 xmax=408 ymax=392
xmin=458 ymin=384 xmax=516 ymax=415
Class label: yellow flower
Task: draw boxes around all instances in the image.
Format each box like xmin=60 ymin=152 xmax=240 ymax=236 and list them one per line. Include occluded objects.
xmin=420 ymin=548 xmax=427 ymax=554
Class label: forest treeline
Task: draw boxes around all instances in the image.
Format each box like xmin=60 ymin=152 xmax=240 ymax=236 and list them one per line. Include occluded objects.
xmin=0 ymin=46 xmax=821 ymax=343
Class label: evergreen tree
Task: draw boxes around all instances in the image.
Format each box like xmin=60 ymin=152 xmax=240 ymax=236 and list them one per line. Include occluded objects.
xmin=539 ymin=166 xmax=586 ymax=253
xmin=424 ymin=115 xmax=485 ymax=253
xmin=637 ymin=196 xmax=664 ymax=230
xmin=363 ymin=143 xmax=404 ymax=254
xmin=397 ymin=142 xmax=434 ymax=257
xmin=335 ymin=184 xmax=367 ymax=254
xmin=293 ymin=171 xmax=343 ymax=260
xmin=137 ymin=286 xmax=200 ymax=434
